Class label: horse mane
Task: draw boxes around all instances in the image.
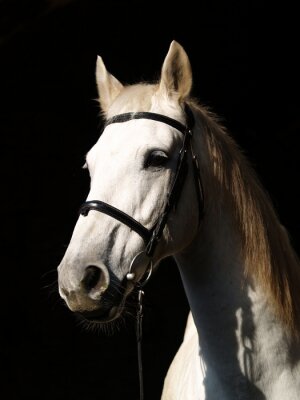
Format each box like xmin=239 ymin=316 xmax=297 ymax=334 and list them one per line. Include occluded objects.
xmin=102 ymin=81 xmax=300 ymax=335
xmin=191 ymin=100 xmax=300 ymax=336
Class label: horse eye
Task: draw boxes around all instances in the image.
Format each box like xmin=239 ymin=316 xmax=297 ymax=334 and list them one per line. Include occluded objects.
xmin=145 ymin=150 xmax=169 ymax=168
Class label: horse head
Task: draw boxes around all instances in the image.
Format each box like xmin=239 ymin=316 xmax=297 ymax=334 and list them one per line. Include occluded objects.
xmin=57 ymin=41 xmax=200 ymax=323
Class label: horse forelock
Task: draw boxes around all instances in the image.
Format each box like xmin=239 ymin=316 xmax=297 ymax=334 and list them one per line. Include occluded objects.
xmin=106 ymin=83 xmax=158 ymax=117
xmin=105 ymin=82 xmax=187 ymax=125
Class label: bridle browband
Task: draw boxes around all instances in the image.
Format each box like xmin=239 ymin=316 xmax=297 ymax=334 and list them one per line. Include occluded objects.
xmin=78 ymin=104 xmax=204 ymax=400
xmin=79 ymin=105 xmax=204 ymax=259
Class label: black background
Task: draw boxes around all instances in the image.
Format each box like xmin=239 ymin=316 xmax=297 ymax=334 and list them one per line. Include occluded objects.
xmin=1 ymin=1 xmax=299 ymax=399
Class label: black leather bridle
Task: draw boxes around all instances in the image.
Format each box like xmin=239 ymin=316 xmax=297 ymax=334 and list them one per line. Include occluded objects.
xmin=79 ymin=105 xmax=204 ymax=260
xmin=78 ymin=104 xmax=204 ymax=400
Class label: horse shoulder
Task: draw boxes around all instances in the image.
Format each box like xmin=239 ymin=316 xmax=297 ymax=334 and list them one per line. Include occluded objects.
xmin=161 ymin=312 xmax=205 ymax=399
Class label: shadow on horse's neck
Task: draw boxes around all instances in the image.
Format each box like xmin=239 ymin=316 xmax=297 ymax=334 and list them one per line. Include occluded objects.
xmin=175 ymin=205 xmax=267 ymax=399
xmin=170 ymin=104 xmax=300 ymax=398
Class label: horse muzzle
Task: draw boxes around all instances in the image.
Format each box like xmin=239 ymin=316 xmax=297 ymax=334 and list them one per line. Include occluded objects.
xmin=58 ymin=261 xmax=114 ymax=315
xmin=57 ymin=252 xmax=153 ymax=322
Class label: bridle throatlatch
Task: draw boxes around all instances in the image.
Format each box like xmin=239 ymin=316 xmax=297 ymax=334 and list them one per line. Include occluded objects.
xmin=79 ymin=104 xmax=204 ymax=400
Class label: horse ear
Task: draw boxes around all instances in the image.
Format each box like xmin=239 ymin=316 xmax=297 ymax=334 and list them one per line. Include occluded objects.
xmin=96 ymin=56 xmax=123 ymax=113
xmin=159 ymin=41 xmax=192 ymax=101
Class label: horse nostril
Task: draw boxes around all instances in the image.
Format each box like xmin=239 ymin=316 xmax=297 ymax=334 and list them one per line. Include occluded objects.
xmin=59 ymin=286 xmax=69 ymax=299
xmin=82 ymin=265 xmax=102 ymax=292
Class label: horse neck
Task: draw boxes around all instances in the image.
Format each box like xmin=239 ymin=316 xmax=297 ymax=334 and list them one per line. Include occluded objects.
xmin=174 ymin=195 xmax=300 ymax=399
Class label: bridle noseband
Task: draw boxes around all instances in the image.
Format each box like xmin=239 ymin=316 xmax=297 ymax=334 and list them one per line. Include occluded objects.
xmin=79 ymin=105 xmax=204 ymax=264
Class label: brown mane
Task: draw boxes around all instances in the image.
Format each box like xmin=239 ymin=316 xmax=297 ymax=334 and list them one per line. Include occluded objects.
xmin=191 ymin=100 xmax=300 ymax=336
xmin=101 ymin=79 xmax=300 ymax=335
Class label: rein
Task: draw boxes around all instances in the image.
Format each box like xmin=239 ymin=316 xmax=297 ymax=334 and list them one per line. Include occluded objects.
xmin=79 ymin=105 xmax=204 ymax=400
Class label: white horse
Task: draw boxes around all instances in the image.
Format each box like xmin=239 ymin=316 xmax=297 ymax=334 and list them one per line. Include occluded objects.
xmin=57 ymin=41 xmax=300 ymax=399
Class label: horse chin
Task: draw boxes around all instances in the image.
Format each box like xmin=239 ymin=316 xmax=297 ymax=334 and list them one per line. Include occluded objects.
xmin=71 ymin=271 xmax=139 ymax=331
xmin=78 ymin=303 xmax=123 ymax=324
xmin=76 ymin=287 xmax=133 ymax=326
